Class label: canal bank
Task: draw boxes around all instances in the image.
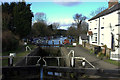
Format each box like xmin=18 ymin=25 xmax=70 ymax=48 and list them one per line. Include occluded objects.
xmin=15 ymin=47 xmax=61 ymax=66
xmin=2 ymin=37 xmax=75 ymax=80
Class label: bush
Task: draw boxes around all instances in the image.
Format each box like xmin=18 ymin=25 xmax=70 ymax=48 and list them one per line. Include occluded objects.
xmin=2 ymin=30 xmax=19 ymax=52
xmin=90 ymin=49 xmax=94 ymax=54
xmin=97 ymin=52 xmax=104 ymax=59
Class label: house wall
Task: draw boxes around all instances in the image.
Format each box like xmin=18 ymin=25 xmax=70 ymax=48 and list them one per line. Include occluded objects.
xmin=88 ymin=18 xmax=99 ymax=46
xmin=79 ymin=36 xmax=82 ymax=45
xmin=101 ymin=10 xmax=119 ymax=49
xmin=88 ymin=10 xmax=119 ymax=49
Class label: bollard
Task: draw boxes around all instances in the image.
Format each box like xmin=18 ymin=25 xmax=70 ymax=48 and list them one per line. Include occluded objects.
xmin=24 ymin=42 xmax=27 ymax=46
xmin=68 ymin=50 xmax=75 ymax=67
xmin=82 ymin=58 xmax=86 ymax=68
xmin=8 ymin=56 xmax=13 ymax=66
xmin=70 ymin=57 xmax=75 ymax=67
xmin=8 ymin=53 xmax=15 ymax=66
xmin=57 ymin=58 xmax=60 ymax=66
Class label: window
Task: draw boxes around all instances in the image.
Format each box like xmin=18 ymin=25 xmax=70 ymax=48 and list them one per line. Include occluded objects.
xmin=94 ymin=28 xmax=97 ymax=29
xmin=101 ymin=27 xmax=104 ymax=29
xmin=101 ymin=43 xmax=104 ymax=45
xmin=94 ymin=33 xmax=97 ymax=42
xmin=94 ymin=33 xmax=97 ymax=36
xmin=95 ymin=37 xmax=97 ymax=41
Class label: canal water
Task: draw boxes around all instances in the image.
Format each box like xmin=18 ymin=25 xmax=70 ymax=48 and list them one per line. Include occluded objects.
xmin=40 ymin=37 xmax=75 ymax=79
xmin=39 ymin=37 xmax=74 ymax=79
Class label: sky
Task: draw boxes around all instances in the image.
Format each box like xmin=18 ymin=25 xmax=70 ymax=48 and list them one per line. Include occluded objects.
xmin=1 ymin=0 xmax=116 ymax=29
xmin=29 ymin=2 xmax=108 ymax=29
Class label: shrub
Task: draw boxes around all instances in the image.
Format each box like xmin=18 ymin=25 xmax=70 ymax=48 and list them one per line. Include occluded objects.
xmin=2 ymin=30 xmax=19 ymax=52
xmin=90 ymin=49 xmax=94 ymax=54
xmin=97 ymin=52 xmax=104 ymax=59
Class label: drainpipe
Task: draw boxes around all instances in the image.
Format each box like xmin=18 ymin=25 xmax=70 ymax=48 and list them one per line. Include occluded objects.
xmin=98 ymin=17 xmax=100 ymax=45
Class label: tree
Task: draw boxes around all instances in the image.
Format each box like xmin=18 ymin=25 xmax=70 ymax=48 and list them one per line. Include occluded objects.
xmin=35 ymin=12 xmax=46 ymax=23
xmin=2 ymin=2 xmax=33 ymax=39
xmin=47 ymin=24 xmax=54 ymax=36
xmin=2 ymin=30 xmax=19 ymax=52
xmin=13 ymin=2 xmax=33 ymax=38
xmin=32 ymin=22 xmax=48 ymax=37
xmin=90 ymin=7 xmax=106 ymax=17
xmin=80 ymin=21 xmax=88 ymax=34
xmin=73 ymin=13 xmax=87 ymax=35
xmin=73 ymin=13 xmax=87 ymax=29
xmin=67 ymin=26 xmax=78 ymax=38
xmin=52 ymin=22 xmax=60 ymax=30
xmin=2 ymin=2 xmax=11 ymax=30
xmin=2 ymin=12 xmax=11 ymax=30
xmin=56 ymin=29 xmax=67 ymax=36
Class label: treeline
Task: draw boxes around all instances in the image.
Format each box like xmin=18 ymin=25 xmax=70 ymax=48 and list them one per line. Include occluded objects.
xmin=32 ymin=22 xmax=67 ymax=37
xmin=2 ymin=2 xmax=33 ymax=52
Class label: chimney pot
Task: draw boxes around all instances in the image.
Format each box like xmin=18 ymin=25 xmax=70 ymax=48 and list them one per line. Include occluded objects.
xmin=108 ymin=0 xmax=118 ymax=8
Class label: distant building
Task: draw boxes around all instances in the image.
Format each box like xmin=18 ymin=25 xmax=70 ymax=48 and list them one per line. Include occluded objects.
xmin=88 ymin=0 xmax=120 ymax=60
xmin=79 ymin=34 xmax=88 ymax=47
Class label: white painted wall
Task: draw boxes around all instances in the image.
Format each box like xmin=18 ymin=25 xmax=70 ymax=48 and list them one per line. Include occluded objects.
xmin=88 ymin=10 xmax=120 ymax=60
xmin=89 ymin=10 xmax=119 ymax=48
xmin=88 ymin=18 xmax=99 ymax=46
xmin=100 ymin=10 xmax=119 ymax=49
xmin=79 ymin=36 xmax=82 ymax=45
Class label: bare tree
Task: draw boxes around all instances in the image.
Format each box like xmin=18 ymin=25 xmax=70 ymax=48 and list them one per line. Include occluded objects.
xmin=35 ymin=12 xmax=46 ymax=23
xmin=73 ymin=13 xmax=87 ymax=29
xmin=52 ymin=22 xmax=60 ymax=30
xmin=90 ymin=7 xmax=107 ymax=17
xmin=81 ymin=21 xmax=88 ymax=34
xmin=67 ymin=26 xmax=78 ymax=37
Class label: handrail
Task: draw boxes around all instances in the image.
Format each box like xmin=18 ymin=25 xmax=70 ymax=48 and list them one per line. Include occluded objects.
xmin=2 ymin=56 xmax=95 ymax=68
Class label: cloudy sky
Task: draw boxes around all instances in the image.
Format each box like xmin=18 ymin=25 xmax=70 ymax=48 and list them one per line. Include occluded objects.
xmin=1 ymin=0 xmax=113 ymax=29
xmin=29 ymin=1 xmax=108 ymax=29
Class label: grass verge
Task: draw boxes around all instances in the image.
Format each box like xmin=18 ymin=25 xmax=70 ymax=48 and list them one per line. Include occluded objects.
xmin=2 ymin=44 xmax=37 ymax=66
xmin=104 ymin=59 xmax=120 ymax=66
xmin=80 ymin=45 xmax=120 ymax=66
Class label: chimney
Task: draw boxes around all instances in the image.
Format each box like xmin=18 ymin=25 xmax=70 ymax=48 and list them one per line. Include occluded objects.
xmin=108 ymin=0 xmax=118 ymax=8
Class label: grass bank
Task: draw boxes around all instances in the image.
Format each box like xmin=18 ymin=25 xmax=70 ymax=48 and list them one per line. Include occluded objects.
xmin=79 ymin=44 xmax=120 ymax=66
xmin=2 ymin=44 xmax=37 ymax=66
xmin=104 ymin=59 xmax=120 ymax=66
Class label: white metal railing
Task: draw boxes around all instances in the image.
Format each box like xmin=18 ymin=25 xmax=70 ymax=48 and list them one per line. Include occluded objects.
xmin=2 ymin=56 xmax=95 ymax=68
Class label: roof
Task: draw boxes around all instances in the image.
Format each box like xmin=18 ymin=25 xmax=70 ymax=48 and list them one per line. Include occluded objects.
xmin=88 ymin=3 xmax=120 ymax=21
xmin=80 ymin=34 xmax=88 ymax=40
